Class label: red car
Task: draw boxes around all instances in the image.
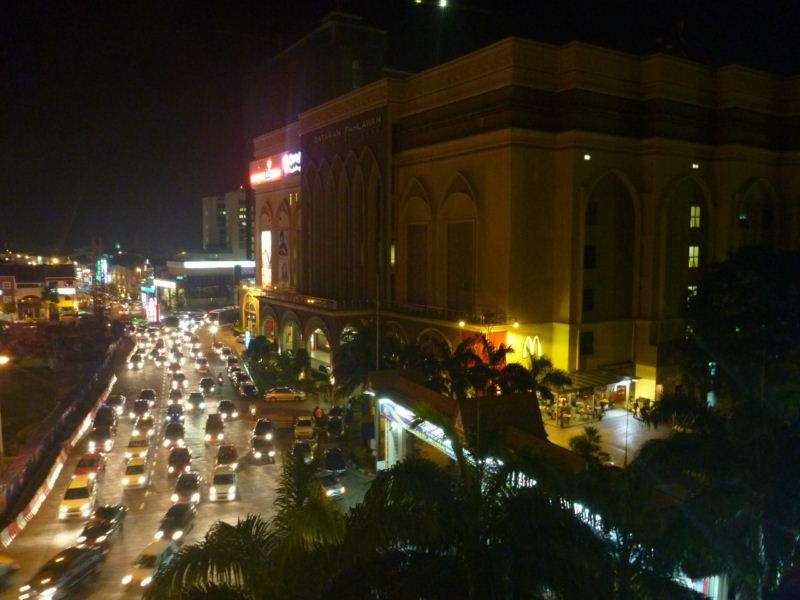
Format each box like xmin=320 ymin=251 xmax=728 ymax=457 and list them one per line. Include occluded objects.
xmin=73 ymin=452 xmax=107 ymax=481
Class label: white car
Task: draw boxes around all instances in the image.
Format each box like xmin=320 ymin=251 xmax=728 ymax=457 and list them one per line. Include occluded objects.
xmin=121 ymin=540 xmax=178 ymax=589
xmin=293 ymin=416 xmax=315 ymax=439
xmin=208 ymin=466 xmax=237 ymax=502
xmin=265 ymin=386 xmax=306 ymax=402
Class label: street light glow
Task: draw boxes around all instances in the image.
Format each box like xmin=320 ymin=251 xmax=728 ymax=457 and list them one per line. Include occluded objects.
xmin=0 ymin=355 xmax=9 ymax=366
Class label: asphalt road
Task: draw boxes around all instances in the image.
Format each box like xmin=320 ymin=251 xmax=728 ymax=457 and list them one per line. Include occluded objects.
xmin=4 ymin=325 xmax=372 ymax=599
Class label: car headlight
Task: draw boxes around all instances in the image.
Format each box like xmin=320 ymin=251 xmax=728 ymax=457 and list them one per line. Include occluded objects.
xmin=254 ymin=451 xmax=261 ymax=459
xmin=42 ymin=587 xmax=58 ymax=597
xmin=80 ymin=502 xmax=90 ymax=512
xmin=87 ymin=472 xmax=96 ymax=481
xmin=127 ymin=363 xmax=133 ymax=369
xmin=177 ymin=439 xmax=185 ymax=447
xmin=199 ymin=403 xmax=206 ymax=409
xmin=140 ymin=576 xmax=152 ymax=587
xmin=204 ymin=434 xmax=211 ymax=441
xmin=138 ymin=476 xmax=146 ymax=484
xmin=20 ymin=584 xmax=31 ymax=592
xmin=326 ymin=489 xmax=334 ymax=496
xmin=60 ymin=505 xmax=68 ymax=513
xmin=268 ymin=450 xmax=276 ymax=457
xmin=340 ymin=486 xmax=346 ymax=494
xmin=191 ymin=492 xmax=200 ymax=503
xmin=170 ymin=493 xmax=178 ymax=502
xmin=133 ymin=429 xmax=141 ymax=436
xmin=231 ymin=462 xmax=238 ymax=470
xmin=122 ymin=477 xmax=129 ymax=485
xmin=266 ymin=433 xmax=273 ymax=440
xmin=168 ymin=465 xmax=174 ymax=473
xmin=162 ymin=440 xmax=170 ymax=447
xmin=76 ymin=535 xmax=87 ymax=542
xmin=88 ymin=442 xmax=96 ymax=451
xmin=232 ymin=411 xmax=238 ymax=418
xmin=154 ymin=530 xmax=164 ymax=540
xmin=172 ymin=530 xmax=183 ymax=540
xmin=129 ymin=412 xmax=135 ymax=419
xmin=209 ymin=486 xmax=217 ymax=496
xmin=104 ymin=440 xmax=113 ymax=451
xmin=95 ymin=534 xmax=107 ymax=543
xmin=185 ymin=465 xmax=192 ymax=472
xmin=121 ymin=574 xmax=133 ymax=585
xmin=125 ymin=451 xmax=132 ymax=458
xmin=249 ymin=407 xmax=256 ymax=415
xmin=218 ymin=433 xmax=224 ymax=440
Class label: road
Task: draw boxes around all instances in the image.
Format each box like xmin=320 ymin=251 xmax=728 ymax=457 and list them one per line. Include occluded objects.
xmin=5 ymin=324 xmax=372 ymax=598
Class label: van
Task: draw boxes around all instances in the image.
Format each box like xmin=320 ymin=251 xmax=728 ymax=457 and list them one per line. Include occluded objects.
xmin=59 ymin=475 xmax=96 ymax=519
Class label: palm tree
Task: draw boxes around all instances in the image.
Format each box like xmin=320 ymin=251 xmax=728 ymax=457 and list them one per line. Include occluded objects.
xmin=424 ymin=333 xmax=512 ymax=400
xmin=147 ymin=453 xmax=345 ymax=599
xmin=569 ymin=426 xmax=610 ymax=465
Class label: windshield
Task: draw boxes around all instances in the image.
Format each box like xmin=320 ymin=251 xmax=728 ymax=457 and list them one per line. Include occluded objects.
xmin=255 ymin=423 xmax=270 ymax=434
xmin=125 ymin=464 xmax=145 ymax=475
xmin=213 ymin=474 xmax=235 ymax=485
xmin=297 ymin=418 xmax=312 ymax=427
xmin=176 ymin=478 xmax=197 ymax=492
xmin=129 ymin=439 xmax=148 ymax=448
xmin=77 ymin=458 xmax=98 ymax=468
xmin=64 ymin=487 xmax=89 ymax=500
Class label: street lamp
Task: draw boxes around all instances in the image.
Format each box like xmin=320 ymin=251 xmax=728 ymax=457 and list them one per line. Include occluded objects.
xmin=210 ymin=324 xmax=218 ymax=344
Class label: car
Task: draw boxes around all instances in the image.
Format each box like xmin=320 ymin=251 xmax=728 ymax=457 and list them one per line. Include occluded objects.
xmin=250 ymin=437 xmax=276 ymax=463
xmin=211 ymin=340 xmax=224 ymax=353
xmin=133 ymin=415 xmax=155 ymax=438
xmin=171 ymin=372 xmax=188 ymax=390
xmin=129 ymin=399 xmax=151 ymax=420
xmin=166 ymin=403 xmax=185 ymax=423
xmin=227 ymin=366 xmax=242 ymax=382
xmin=76 ymin=504 xmax=127 ymax=548
xmin=194 ymin=356 xmax=209 ymax=373
xmin=167 ymin=361 xmax=181 ymax=374
xmin=138 ymin=388 xmax=157 ymax=407
xmin=293 ymin=416 xmax=315 ymax=439
xmin=73 ymin=452 xmax=106 ymax=481
xmin=185 ymin=391 xmax=206 ymax=412
xmin=148 ymin=348 xmax=160 ymax=362
xmin=323 ymin=447 xmax=347 ymax=474
xmin=171 ymin=350 xmax=185 ymax=365
xmin=292 ymin=438 xmax=317 ymax=465
xmin=232 ymin=372 xmax=251 ymax=390
xmin=171 ymin=471 xmax=202 ymax=504
xmin=167 ymin=388 xmax=183 ymax=405
xmin=127 ymin=354 xmax=144 ymax=370
xmin=209 ymin=466 xmax=237 ymax=502
xmin=19 ymin=546 xmax=104 ymax=599
xmin=105 ymin=394 xmax=127 ymax=416
xmin=199 ymin=376 xmax=216 ymax=394
xmin=93 ymin=405 xmax=118 ymax=434
xmin=59 ymin=475 xmax=96 ymax=519
xmin=239 ymin=381 xmax=259 ymax=399
xmin=326 ymin=415 xmax=345 ymax=439
xmin=167 ymin=447 xmax=192 ymax=475
xmin=87 ymin=425 xmax=114 ymax=454
xmin=318 ymin=473 xmax=346 ymax=499
xmin=125 ymin=433 xmax=150 ymax=459
xmin=121 ymin=540 xmax=178 ymax=589
xmin=216 ymin=399 xmax=239 ymax=420
xmin=122 ymin=457 xmax=149 ymax=489
xmin=204 ymin=414 xmax=224 ymax=444
xmin=154 ymin=503 xmax=196 ymax=542
xmin=219 ymin=346 xmax=232 ymax=362
xmin=226 ymin=355 xmax=240 ymax=371
xmin=216 ymin=444 xmax=239 ymax=470
xmin=162 ymin=422 xmax=186 ymax=448
xmin=265 ymin=386 xmax=305 ymax=402
xmin=252 ymin=418 xmax=274 ymax=441
xmin=154 ymin=338 xmax=166 ymax=353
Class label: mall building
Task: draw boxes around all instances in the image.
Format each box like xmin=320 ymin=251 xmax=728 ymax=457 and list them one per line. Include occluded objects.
xmin=242 ymin=17 xmax=800 ymax=405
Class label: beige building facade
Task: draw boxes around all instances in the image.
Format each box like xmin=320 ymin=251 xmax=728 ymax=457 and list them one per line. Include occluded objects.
xmin=246 ymin=37 xmax=800 ymax=402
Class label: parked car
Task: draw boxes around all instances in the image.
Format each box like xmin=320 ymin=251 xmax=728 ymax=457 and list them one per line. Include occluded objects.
xmin=171 ymin=472 xmax=202 ymax=504
xmin=292 ymin=438 xmax=318 ymax=465
xmin=318 ymin=473 xmax=346 ymax=499
xmin=239 ymin=381 xmax=259 ymax=399
xmin=154 ymin=503 xmax=196 ymax=542
xmin=293 ymin=416 xmax=315 ymax=439
xmin=19 ymin=546 xmax=104 ymax=598
xmin=324 ymin=447 xmax=347 ymax=474
xmin=326 ymin=415 xmax=345 ymax=440
xmin=121 ymin=540 xmax=178 ymax=589
xmin=167 ymin=447 xmax=192 ymax=475
xmin=209 ymin=466 xmax=237 ymax=502
xmin=265 ymin=386 xmax=305 ymax=402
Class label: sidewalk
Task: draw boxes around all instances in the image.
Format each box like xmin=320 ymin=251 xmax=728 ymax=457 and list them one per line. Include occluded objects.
xmin=544 ymin=408 xmax=672 ymax=466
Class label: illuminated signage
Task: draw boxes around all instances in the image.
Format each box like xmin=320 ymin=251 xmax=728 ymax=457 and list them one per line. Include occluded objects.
xmin=182 ymin=261 xmax=255 ymax=269
xmin=57 ymin=287 xmax=76 ymax=295
xmin=261 ymin=231 xmax=272 ymax=287
xmin=249 ymin=150 xmax=301 ymax=185
xmin=521 ymin=336 xmax=543 ymax=359
xmin=153 ymin=278 xmax=176 ymax=289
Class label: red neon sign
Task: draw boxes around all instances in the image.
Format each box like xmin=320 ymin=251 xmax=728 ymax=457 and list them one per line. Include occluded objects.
xmin=249 ymin=150 xmax=301 ymax=185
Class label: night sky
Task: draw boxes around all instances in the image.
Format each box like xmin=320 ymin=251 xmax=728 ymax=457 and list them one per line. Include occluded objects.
xmin=2 ymin=0 xmax=797 ymax=257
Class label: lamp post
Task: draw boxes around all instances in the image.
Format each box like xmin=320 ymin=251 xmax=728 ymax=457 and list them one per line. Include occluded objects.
xmin=210 ymin=324 xmax=218 ymax=345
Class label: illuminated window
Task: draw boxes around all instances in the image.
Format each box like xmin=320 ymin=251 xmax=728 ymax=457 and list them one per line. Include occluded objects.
xmin=687 ymin=285 xmax=698 ymax=297
xmin=583 ymin=245 xmax=596 ymax=269
xmin=688 ymin=246 xmax=699 ymax=268
xmin=579 ymin=332 xmax=594 ymax=355
xmin=708 ymin=361 xmax=717 ymax=376
xmin=738 ymin=210 xmax=749 ymax=228
xmin=582 ymin=288 xmax=595 ymax=312
xmin=390 ymin=243 xmax=396 ymax=267
xmin=689 ymin=205 xmax=701 ymax=228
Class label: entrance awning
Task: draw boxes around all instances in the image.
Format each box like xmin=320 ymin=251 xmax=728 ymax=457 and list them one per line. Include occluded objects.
xmin=560 ymin=369 xmax=632 ymax=392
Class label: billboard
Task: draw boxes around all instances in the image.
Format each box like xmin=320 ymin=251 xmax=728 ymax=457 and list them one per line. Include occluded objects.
xmin=261 ymin=230 xmax=272 ymax=287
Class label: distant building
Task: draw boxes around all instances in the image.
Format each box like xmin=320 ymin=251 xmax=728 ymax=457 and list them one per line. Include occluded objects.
xmin=0 ymin=264 xmax=78 ymax=321
xmin=201 ymin=188 xmax=253 ymax=259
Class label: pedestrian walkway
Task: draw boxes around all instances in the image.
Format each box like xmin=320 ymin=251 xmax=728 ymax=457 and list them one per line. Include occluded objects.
xmin=544 ymin=408 xmax=672 ymax=466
